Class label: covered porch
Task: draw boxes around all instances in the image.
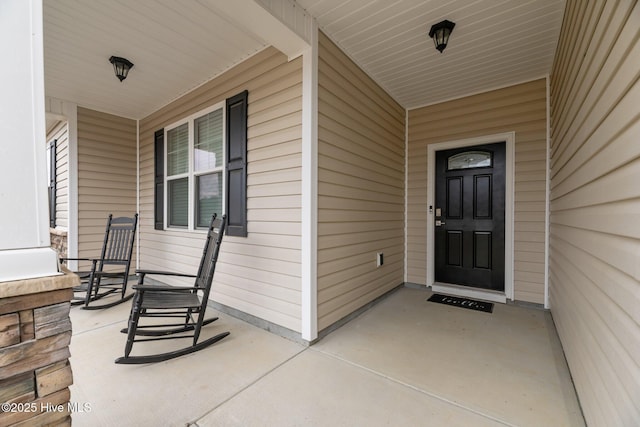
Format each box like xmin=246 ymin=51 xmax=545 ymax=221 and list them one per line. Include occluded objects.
xmin=70 ymin=286 xmax=584 ymax=426
xmin=1 ymin=1 xmax=638 ymax=425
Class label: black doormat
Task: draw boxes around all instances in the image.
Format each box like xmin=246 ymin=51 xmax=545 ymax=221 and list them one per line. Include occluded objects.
xmin=427 ymin=294 xmax=493 ymax=313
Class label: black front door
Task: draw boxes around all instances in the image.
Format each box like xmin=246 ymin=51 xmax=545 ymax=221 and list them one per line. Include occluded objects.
xmin=434 ymin=142 xmax=505 ymax=291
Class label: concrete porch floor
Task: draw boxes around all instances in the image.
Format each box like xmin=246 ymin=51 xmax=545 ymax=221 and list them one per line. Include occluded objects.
xmin=69 ymin=286 xmax=585 ymax=426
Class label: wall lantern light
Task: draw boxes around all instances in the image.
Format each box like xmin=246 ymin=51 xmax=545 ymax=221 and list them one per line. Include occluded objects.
xmin=429 ymin=20 xmax=456 ymax=53
xmin=109 ymin=56 xmax=134 ymax=82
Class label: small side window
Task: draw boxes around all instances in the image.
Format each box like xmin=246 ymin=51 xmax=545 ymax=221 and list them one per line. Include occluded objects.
xmin=154 ymin=129 xmax=164 ymax=230
xmin=447 ymin=151 xmax=492 ymax=170
xmin=47 ymin=139 xmax=57 ymax=227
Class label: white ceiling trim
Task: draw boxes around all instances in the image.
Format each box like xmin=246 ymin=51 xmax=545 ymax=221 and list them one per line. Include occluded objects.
xmin=214 ymin=0 xmax=311 ymax=60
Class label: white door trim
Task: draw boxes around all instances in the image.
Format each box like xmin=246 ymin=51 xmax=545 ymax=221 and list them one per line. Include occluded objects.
xmin=426 ymin=132 xmax=515 ymax=303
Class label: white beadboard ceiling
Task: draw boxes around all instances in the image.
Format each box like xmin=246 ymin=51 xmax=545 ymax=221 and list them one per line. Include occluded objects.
xmin=298 ymin=0 xmax=565 ymax=109
xmin=44 ymin=0 xmax=269 ymax=120
xmin=44 ymin=0 xmax=565 ymax=120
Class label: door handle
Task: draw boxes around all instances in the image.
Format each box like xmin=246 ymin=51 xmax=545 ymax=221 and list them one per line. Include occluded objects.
xmin=435 ymin=220 xmax=446 ymax=226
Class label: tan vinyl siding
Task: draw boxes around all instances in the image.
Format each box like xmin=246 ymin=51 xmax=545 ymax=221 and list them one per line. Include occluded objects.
xmin=139 ymin=47 xmax=303 ymax=332
xmin=549 ymin=1 xmax=640 ymax=425
xmin=47 ymin=121 xmax=69 ymax=229
xmin=77 ymin=108 xmax=137 ymax=268
xmin=407 ymin=79 xmax=548 ymax=304
xmin=317 ymin=32 xmax=405 ymax=331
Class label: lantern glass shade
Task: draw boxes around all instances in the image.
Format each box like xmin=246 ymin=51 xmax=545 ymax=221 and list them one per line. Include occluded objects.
xmin=109 ymin=56 xmax=134 ymax=82
xmin=428 ymin=20 xmax=456 ymax=53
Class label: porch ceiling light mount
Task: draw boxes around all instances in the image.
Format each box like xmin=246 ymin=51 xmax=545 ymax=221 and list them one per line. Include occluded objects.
xmin=428 ymin=20 xmax=455 ymax=53
xmin=109 ymin=56 xmax=134 ymax=82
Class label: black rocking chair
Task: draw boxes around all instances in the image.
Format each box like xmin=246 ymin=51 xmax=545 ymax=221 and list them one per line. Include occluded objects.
xmin=115 ymin=214 xmax=229 ymax=364
xmin=61 ymin=214 xmax=138 ymax=309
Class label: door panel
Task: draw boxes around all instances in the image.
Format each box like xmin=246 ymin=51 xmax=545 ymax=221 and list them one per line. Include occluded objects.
xmin=446 ymin=177 xmax=463 ymax=219
xmin=473 ymin=175 xmax=492 ymax=219
xmin=435 ymin=142 xmax=505 ymax=291
xmin=473 ymin=232 xmax=492 ymax=269
xmin=446 ymin=231 xmax=463 ymax=267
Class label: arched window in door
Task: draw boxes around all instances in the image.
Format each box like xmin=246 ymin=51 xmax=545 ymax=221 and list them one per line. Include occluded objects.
xmin=447 ymin=150 xmax=492 ymax=170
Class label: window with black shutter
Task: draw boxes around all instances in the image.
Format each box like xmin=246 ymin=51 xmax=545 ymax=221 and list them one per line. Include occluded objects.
xmin=153 ymin=90 xmax=248 ymax=235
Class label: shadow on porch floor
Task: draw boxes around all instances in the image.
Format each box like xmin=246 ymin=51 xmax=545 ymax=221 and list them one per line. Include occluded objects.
xmin=69 ymin=286 xmax=585 ymax=426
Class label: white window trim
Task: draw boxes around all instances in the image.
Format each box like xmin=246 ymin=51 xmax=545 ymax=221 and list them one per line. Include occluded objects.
xmin=164 ymin=102 xmax=226 ymax=232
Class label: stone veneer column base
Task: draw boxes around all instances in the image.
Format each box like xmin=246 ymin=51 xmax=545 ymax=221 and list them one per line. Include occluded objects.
xmin=49 ymin=228 xmax=68 ymax=260
xmin=0 ymin=269 xmax=77 ymax=426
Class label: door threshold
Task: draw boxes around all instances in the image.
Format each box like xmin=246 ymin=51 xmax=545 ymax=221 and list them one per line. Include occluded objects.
xmin=431 ymin=282 xmax=507 ymax=304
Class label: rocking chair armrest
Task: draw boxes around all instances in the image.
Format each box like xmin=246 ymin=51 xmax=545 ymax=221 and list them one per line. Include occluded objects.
xmin=61 ymin=258 xmax=99 ymax=276
xmin=135 ymin=269 xmax=197 ymax=279
xmin=61 ymin=258 xmax=100 ymax=270
xmin=92 ymin=271 xmax=127 ymax=278
xmin=131 ymin=284 xmax=197 ymax=292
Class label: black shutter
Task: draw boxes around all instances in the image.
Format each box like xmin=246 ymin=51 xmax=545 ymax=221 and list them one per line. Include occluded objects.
xmin=48 ymin=139 xmax=57 ymax=228
xmin=154 ymin=129 xmax=164 ymax=230
xmin=225 ymin=90 xmax=248 ymax=237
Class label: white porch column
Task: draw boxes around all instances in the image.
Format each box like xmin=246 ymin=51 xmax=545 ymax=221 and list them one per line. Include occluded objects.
xmin=0 ymin=0 xmax=60 ymax=281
